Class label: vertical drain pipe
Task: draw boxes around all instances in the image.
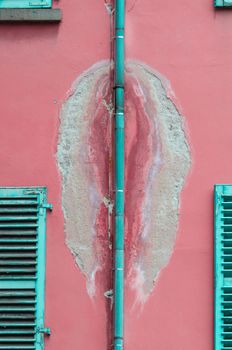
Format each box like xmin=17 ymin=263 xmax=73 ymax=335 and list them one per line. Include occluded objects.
xmin=114 ymin=0 xmax=125 ymax=350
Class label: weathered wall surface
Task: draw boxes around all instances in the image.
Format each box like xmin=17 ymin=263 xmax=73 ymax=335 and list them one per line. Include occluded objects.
xmin=0 ymin=0 xmax=231 ymax=349
xmin=57 ymin=61 xmax=190 ymax=304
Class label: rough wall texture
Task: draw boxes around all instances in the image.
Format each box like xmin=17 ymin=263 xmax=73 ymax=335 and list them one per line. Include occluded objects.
xmin=57 ymin=60 xmax=191 ymax=302
xmin=57 ymin=62 xmax=112 ymax=297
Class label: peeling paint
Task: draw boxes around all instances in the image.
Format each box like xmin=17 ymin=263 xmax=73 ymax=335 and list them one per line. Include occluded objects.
xmin=57 ymin=60 xmax=191 ymax=302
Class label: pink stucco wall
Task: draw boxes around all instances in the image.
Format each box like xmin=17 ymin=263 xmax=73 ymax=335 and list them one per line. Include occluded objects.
xmin=0 ymin=0 xmax=231 ymax=348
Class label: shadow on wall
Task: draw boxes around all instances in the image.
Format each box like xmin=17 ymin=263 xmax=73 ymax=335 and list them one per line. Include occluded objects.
xmin=56 ymin=60 xmax=191 ymax=305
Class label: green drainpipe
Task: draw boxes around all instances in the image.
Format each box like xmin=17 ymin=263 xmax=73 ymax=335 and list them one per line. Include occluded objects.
xmin=114 ymin=0 xmax=125 ymax=349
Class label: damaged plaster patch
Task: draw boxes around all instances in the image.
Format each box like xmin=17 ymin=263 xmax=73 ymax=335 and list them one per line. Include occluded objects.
xmin=125 ymin=62 xmax=191 ymax=302
xmin=57 ymin=60 xmax=191 ymax=301
xmin=57 ymin=62 xmax=111 ymax=296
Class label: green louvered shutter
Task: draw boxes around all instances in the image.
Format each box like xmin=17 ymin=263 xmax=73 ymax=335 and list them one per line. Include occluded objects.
xmin=0 ymin=187 xmax=51 ymax=350
xmin=215 ymin=184 xmax=232 ymax=350
xmin=0 ymin=0 xmax=52 ymax=8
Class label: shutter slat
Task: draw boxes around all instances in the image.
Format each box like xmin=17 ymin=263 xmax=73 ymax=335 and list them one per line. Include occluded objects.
xmin=0 ymin=201 xmax=38 ymax=206
xmin=0 ymin=292 xmax=35 ymax=297
xmin=0 ymin=323 xmax=35 ymax=327
xmin=0 ymin=240 xmax=37 ymax=243
xmin=0 ymin=339 xmax=35 ymax=342
xmin=0 ymin=307 xmax=35 ymax=311
xmin=0 ymin=254 xmax=36 ymax=258
xmin=0 ymin=331 xmax=34 ymax=334
xmin=0 ymin=225 xmax=38 ymax=228
xmin=0 ymin=315 xmax=35 ymax=319
xmin=0 ymin=209 xmax=37 ymax=213
xmin=0 ymin=347 xmax=35 ymax=349
xmin=0 ymin=232 xmax=36 ymax=236
xmin=0 ymin=247 xmax=37 ymax=251
xmin=0 ymin=300 xmax=35 ymax=304
xmin=0 ymin=217 xmax=37 ymax=221
xmin=0 ymin=261 xmax=36 ymax=266
xmin=0 ymin=277 xmax=37 ymax=280
xmin=0 ymin=268 xmax=36 ymax=272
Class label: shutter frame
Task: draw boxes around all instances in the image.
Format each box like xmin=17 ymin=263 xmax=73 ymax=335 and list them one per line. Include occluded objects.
xmin=0 ymin=187 xmax=50 ymax=350
xmin=215 ymin=184 xmax=232 ymax=350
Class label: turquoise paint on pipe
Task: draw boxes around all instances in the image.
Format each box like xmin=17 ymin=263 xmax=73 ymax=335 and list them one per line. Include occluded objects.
xmin=114 ymin=0 xmax=125 ymax=349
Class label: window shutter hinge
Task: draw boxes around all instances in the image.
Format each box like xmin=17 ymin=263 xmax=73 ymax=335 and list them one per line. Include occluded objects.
xmin=41 ymin=203 xmax=53 ymax=211
xmin=39 ymin=203 xmax=53 ymax=215
xmin=37 ymin=327 xmax=51 ymax=336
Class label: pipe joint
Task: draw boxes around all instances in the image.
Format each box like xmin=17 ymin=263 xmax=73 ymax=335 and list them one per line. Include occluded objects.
xmin=114 ymin=338 xmax=124 ymax=348
xmin=114 ymin=85 xmax=124 ymax=90
xmin=115 ymin=113 xmax=124 ymax=129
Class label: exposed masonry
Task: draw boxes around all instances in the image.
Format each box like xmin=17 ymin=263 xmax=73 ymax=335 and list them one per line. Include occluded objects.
xmin=57 ymin=61 xmax=191 ymax=302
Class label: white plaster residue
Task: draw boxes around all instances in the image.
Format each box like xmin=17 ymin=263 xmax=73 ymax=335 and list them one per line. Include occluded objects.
xmin=57 ymin=60 xmax=191 ymax=301
xmin=57 ymin=62 xmax=110 ymax=297
xmin=126 ymin=61 xmax=191 ymax=302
